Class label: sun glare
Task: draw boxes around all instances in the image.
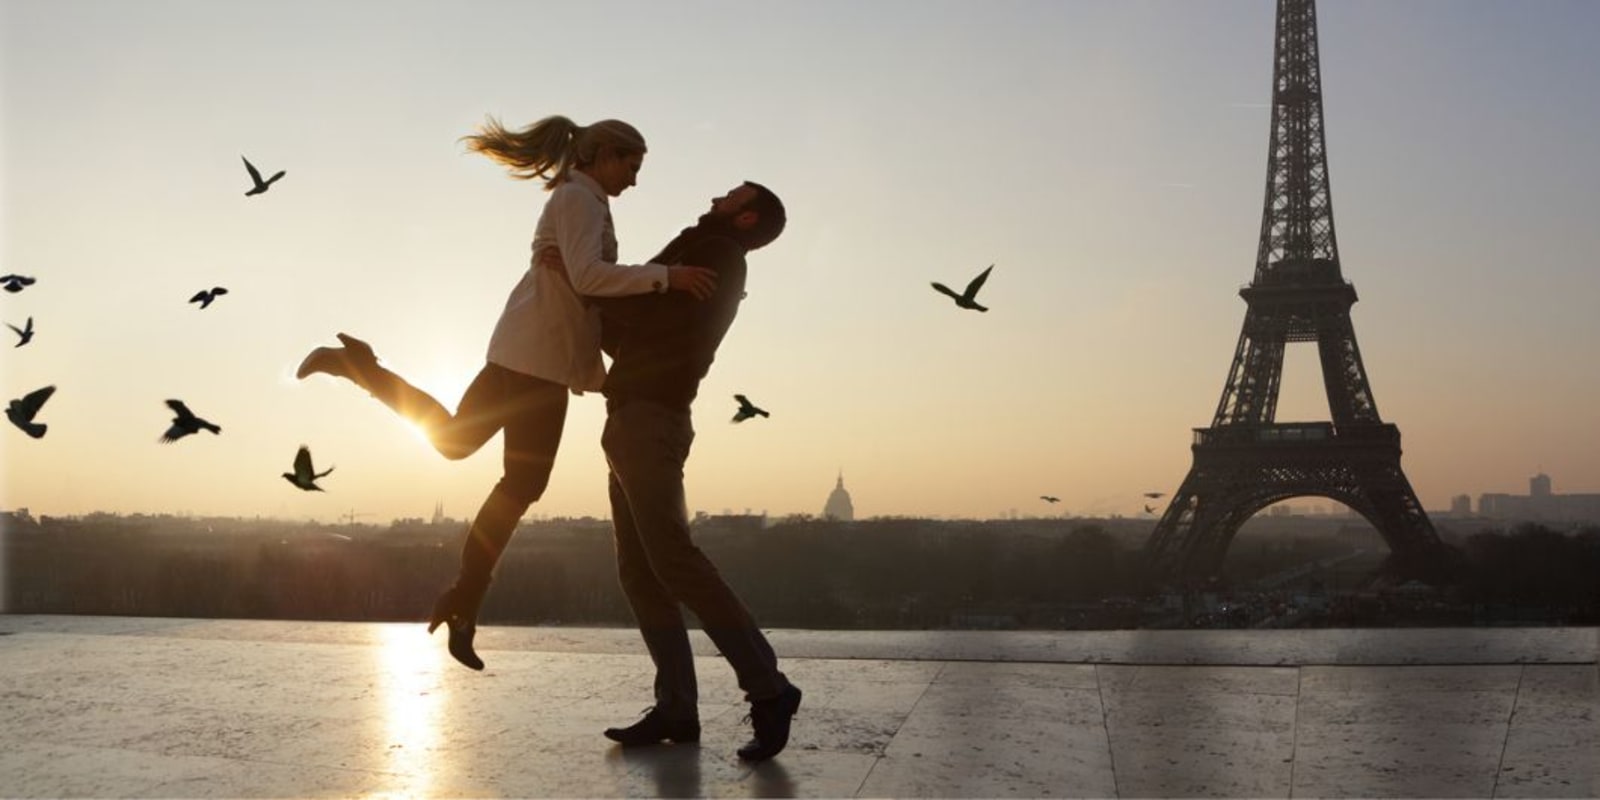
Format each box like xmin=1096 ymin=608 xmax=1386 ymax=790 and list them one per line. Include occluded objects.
xmin=372 ymin=623 xmax=448 ymax=797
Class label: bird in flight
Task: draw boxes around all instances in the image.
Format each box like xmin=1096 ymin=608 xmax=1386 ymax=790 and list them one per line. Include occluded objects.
xmin=1143 ymin=504 xmax=1158 ymax=514
xmin=242 ymin=155 xmax=286 ymax=196
xmin=731 ymin=394 xmax=770 ymax=423
xmin=1040 ymin=495 xmax=1061 ymax=503
xmin=6 ymin=385 xmax=56 ymax=439
xmin=161 ymin=399 xmax=221 ymax=443
xmin=931 ymin=264 xmax=994 ymax=312
xmin=1 ymin=274 xmax=36 ymax=293
xmin=190 ymin=287 xmax=229 ymax=309
xmin=1143 ymin=491 xmax=1166 ymax=499
xmin=7 ymin=317 xmax=34 ymax=347
xmin=283 ymin=445 xmax=335 ymax=491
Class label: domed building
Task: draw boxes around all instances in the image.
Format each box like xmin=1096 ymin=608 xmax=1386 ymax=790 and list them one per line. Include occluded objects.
xmin=822 ymin=472 xmax=854 ymax=522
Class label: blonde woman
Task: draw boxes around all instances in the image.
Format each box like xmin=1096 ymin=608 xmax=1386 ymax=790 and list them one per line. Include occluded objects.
xmin=297 ymin=115 xmax=715 ymax=670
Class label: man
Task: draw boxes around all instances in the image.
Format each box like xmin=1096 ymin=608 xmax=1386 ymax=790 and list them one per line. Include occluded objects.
xmin=548 ymin=181 xmax=798 ymax=761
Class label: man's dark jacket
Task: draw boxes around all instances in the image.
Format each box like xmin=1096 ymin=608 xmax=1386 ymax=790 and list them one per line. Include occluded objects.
xmin=589 ymin=222 xmax=750 ymax=409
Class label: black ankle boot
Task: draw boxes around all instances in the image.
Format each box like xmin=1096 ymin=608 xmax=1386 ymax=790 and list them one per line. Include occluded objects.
xmin=428 ymin=584 xmax=485 ymax=671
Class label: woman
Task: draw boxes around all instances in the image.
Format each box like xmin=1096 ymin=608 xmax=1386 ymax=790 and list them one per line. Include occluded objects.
xmin=296 ymin=115 xmax=715 ymax=670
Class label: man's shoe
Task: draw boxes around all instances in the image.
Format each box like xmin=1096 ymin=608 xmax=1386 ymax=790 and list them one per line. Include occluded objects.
xmin=604 ymin=707 xmax=701 ymax=746
xmin=736 ymin=684 xmax=802 ymax=762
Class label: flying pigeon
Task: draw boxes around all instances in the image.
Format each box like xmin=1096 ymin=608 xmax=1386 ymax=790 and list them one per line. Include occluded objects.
xmin=6 ymin=385 xmax=56 ymax=439
xmin=731 ymin=394 xmax=769 ymax=424
xmin=282 ymin=445 xmax=334 ymax=491
xmin=161 ymin=399 xmax=221 ymax=443
xmin=1144 ymin=504 xmax=1158 ymax=514
xmin=931 ymin=264 xmax=994 ymax=312
xmin=190 ymin=287 xmax=228 ymax=309
xmin=242 ymin=155 xmax=286 ymax=196
xmin=1040 ymin=495 xmax=1061 ymax=503
xmin=1 ymin=274 xmax=35 ymax=293
xmin=7 ymin=317 xmax=34 ymax=347
xmin=1143 ymin=491 xmax=1166 ymax=499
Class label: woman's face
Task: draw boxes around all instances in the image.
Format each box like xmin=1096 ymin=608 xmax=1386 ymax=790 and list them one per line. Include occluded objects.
xmin=592 ymin=149 xmax=644 ymax=197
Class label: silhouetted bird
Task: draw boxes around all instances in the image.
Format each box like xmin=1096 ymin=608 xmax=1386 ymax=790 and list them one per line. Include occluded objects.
xmin=1041 ymin=495 xmax=1061 ymax=503
xmin=6 ymin=385 xmax=55 ymax=439
xmin=189 ymin=287 xmax=228 ymax=309
xmin=1143 ymin=491 xmax=1166 ymax=499
xmin=731 ymin=394 xmax=769 ymax=423
xmin=161 ymin=399 xmax=221 ymax=443
xmin=282 ymin=445 xmax=334 ymax=491
xmin=7 ymin=317 xmax=34 ymax=347
xmin=242 ymin=155 xmax=286 ymax=196
xmin=1144 ymin=504 xmax=1158 ymax=514
xmin=1 ymin=274 xmax=36 ymax=293
xmin=931 ymin=264 xmax=994 ymax=312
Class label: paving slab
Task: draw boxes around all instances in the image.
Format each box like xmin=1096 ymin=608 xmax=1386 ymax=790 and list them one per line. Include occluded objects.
xmin=0 ymin=615 xmax=1596 ymax=798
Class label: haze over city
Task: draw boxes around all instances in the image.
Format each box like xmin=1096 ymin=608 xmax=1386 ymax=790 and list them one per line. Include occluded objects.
xmin=3 ymin=0 xmax=1597 ymax=524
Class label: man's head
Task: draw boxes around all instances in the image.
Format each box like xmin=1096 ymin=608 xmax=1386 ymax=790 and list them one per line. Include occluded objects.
xmin=707 ymin=181 xmax=786 ymax=251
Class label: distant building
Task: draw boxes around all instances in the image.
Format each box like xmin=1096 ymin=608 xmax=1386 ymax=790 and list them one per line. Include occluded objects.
xmin=1531 ymin=472 xmax=1552 ymax=498
xmin=823 ymin=472 xmax=855 ymax=522
xmin=1478 ymin=473 xmax=1600 ymax=523
xmin=1449 ymin=495 xmax=1472 ymax=516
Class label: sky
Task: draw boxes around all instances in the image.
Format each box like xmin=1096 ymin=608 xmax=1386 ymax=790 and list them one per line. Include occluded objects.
xmin=2 ymin=0 xmax=1598 ymax=525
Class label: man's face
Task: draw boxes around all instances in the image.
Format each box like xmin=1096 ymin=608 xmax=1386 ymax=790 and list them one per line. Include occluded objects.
xmin=709 ymin=184 xmax=758 ymax=218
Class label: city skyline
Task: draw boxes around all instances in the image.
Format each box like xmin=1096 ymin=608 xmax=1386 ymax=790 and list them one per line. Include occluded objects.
xmin=3 ymin=1 xmax=1598 ymax=524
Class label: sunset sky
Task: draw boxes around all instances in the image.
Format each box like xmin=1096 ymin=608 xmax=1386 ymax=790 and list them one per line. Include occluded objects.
xmin=3 ymin=0 xmax=1597 ymax=525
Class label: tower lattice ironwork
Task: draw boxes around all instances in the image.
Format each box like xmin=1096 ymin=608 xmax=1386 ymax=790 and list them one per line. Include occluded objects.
xmin=1143 ymin=0 xmax=1458 ymax=583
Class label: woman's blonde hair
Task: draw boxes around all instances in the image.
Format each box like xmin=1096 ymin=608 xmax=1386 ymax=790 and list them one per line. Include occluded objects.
xmin=461 ymin=115 xmax=647 ymax=190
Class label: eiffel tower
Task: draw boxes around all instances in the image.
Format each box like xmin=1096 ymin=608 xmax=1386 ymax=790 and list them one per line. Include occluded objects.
xmin=1143 ymin=0 xmax=1460 ymax=584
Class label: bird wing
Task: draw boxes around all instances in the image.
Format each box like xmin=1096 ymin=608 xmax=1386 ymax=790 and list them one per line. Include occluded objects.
xmin=189 ymin=291 xmax=210 ymax=303
xmin=314 ymin=465 xmax=335 ymax=480
xmin=212 ymin=287 xmax=228 ymax=296
xmin=293 ymin=445 xmax=314 ymax=479
xmin=6 ymin=323 xmax=20 ymax=336
xmin=242 ymin=156 xmax=264 ymax=185
xmin=734 ymin=394 xmax=751 ymax=408
xmin=963 ymin=264 xmax=994 ymax=299
xmin=17 ymin=385 xmax=56 ymax=416
xmin=930 ymin=282 xmax=963 ymax=301
xmin=23 ymin=317 xmax=32 ymax=332
xmin=267 ymin=170 xmax=285 ymax=184
xmin=166 ymin=399 xmax=195 ymax=422
xmin=159 ymin=425 xmax=186 ymax=443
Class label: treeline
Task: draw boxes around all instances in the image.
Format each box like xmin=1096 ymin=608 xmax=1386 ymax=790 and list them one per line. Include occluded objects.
xmin=6 ymin=515 xmax=1598 ymax=628
xmin=3 ymin=516 xmax=1146 ymax=628
xmin=1456 ymin=523 xmax=1600 ymax=612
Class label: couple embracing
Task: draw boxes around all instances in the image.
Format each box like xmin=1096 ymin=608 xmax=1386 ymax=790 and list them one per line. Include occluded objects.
xmin=297 ymin=114 xmax=798 ymax=761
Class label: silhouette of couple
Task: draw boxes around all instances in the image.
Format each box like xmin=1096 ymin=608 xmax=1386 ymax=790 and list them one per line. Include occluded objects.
xmin=296 ymin=115 xmax=799 ymax=761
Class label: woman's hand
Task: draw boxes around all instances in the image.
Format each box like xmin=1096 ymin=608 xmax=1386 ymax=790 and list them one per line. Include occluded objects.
xmin=667 ymin=265 xmax=718 ymax=300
